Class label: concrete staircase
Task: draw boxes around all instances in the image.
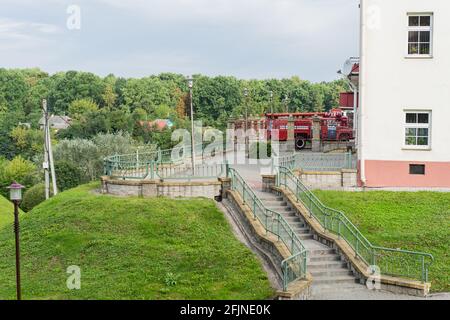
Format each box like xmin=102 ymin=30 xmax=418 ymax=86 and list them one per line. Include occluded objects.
xmin=253 ymin=189 xmax=369 ymax=299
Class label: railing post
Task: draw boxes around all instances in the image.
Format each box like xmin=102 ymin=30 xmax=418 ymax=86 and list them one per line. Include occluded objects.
xmin=338 ymin=220 xmax=341 ymax=239
xmin=355 ymin=234 xmax=359 ymax=259
xmin=422 ymin=256 xmax=426 ymax=283
xmin=291 ymin=231 xmax=295 ymax=253
xmin=347 ymin=151 xmax=352 ymax=169
xmin=277 ymin=218 xmax=280 ymax=241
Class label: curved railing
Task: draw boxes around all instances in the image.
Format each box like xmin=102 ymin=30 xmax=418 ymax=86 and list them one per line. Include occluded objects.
xmin=228 ymin=167 xmax=307 ymax=291
xmin=104 ymin=142 xmax=229 ymax=180
xmin=277 ymin=166 xmax=434 ymax=283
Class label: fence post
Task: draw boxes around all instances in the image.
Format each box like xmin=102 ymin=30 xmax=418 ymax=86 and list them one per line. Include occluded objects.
xmin=338 ymin=220 xmax=341 ymax=239
xmin=422 ymin=256 xmax=426 ymax=283
xmin=291 ymin=231 xmax=295 ymax=253
xmin=347 ymin=151 xmax=352 ymax=169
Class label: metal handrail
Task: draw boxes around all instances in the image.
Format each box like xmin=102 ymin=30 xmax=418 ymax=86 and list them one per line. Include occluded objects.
xmin=228 ymin=167 xmax=307 ymax=291
xmin=277 ymin=166 xmax=434 ymax=283
xmin=104 ymin=142 xmax=231 ymax=180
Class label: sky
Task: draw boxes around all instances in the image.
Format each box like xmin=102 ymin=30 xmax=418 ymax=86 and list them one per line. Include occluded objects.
xmin=0 ymin=0 xmax=360 ymax=82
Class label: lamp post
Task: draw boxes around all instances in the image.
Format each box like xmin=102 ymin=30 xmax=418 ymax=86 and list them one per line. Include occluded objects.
xmin=243 ymin=88 xmax=249 ymax=158
xmin=7 ymin=181 xmax=24 ymax=300
xmin=284 ymin=95 xmax=290 ymax=113
xmin=269 ymin=91 xmax=274 ymax=114
xmin=187 ymin=76 xmax=195 ymax=175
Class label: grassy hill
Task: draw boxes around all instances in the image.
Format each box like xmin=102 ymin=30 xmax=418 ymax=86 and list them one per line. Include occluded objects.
xmin=315 ymin=190 xmax=450 ymax=293
xmin=0 ymin=195 xmax=20 ymax=230
xmin=0 ymin=183 xmax=274 ymax=300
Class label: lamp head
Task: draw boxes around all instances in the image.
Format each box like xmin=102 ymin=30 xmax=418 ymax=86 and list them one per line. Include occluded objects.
xmin=7 ymin=182 xmax=25 ymax=201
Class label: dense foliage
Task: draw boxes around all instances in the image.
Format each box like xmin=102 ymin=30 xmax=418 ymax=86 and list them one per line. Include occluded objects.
xmin=0 ymin=67 xmax=347 ymax=200
xmin=21 ymin=183 xmax=48 ymax=212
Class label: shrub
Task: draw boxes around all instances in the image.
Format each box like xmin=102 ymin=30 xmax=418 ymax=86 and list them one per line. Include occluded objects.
xmin=0 ymin=156 xmax=40 ymax=199
xmin=249 ymin=142 xmax=272 ymax=159
xmin=55 ymin=161 xmax=86 ymax=192
xmin=21 ymin=184 xmax=49 ymax=212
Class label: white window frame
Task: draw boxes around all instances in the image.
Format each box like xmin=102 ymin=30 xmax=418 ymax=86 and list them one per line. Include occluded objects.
xmin=406 ymin=13 xmax=433 ymax=58
xmin=403 ymin=110 xmax=432 ymax=150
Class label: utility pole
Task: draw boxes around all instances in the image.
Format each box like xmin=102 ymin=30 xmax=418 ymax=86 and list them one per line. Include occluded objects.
xmin=42 ymin=99 xmax=58 ymax=199
xmin=244 ymin=88 xmax=249 ymax=159
xmin=269 ymin=91 xmax=274 ymax=114
xmin=187 ymin=76 xmax=196 ymax=175
xmin=43 ymin=100 xmax=50 ymax=199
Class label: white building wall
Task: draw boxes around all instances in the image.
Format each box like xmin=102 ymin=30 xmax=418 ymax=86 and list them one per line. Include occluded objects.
xmin=359 ymin=0 xmax=450 ymax=187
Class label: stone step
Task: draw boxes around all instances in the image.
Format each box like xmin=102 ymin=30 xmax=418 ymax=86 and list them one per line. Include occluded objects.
xmin=282 ymin=216 xmax=302 ymax=222
xmin=298 ymin=234 xmax=314 ymax=240
xmin=263 ymin=199 xmax=288 ymax=206
xmin=308 ymin=255 xmax=341 ymax=262
xmin=310 ymin=269 xmax=352 ymax=277
xmin=311 ymin=284 xmax=365 ymax=294
xmin=266 ymin=206 xmax=292 ymax=212
xmin=293 ymin=227 xmax=310 ymax=234
xmin=312 ymin=275 xmax=356 ymax=285
xmin=307 ymin=261 xmax=348 ymax=270
xmin=308 ymin=248 xmax=336 ymax=256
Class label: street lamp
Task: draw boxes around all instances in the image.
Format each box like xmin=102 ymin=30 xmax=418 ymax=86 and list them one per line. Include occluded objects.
xmin=269 ymin=91 xmax=274 ymax=114
xmin=186 ymin=76 xmax=195 ymax=175
xmin=283 ymin=95 xmax=290 ymax=113
xmin=243 ymin=88 xmax=249 ymax=158
xmin=7 ymin=181 xmax=24 ymax=300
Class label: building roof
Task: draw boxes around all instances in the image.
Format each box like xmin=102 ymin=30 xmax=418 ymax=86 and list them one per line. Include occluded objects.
xmin=138 ymin=119 xmax=174 ymax=131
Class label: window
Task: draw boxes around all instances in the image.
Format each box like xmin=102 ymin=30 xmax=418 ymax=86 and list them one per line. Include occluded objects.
xmin=410 ymin=164 xmax=425 ymax=175
xmin=407 ymin=14 xmax=433 ymax=56
xmin=404 ymin=111 xmax=431 ymax=148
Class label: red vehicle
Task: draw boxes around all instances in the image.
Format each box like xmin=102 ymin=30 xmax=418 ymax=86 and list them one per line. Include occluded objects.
xmin=265 ymin=109 xmax=353 ymax=149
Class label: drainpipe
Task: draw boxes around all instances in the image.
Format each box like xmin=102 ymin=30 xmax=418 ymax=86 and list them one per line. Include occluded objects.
xmin=359 ymin=0 xmax=367 ymax=186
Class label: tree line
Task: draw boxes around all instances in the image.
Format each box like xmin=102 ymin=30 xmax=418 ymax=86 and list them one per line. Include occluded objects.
xmin=0 ymin=67 xmax=347 ymax=209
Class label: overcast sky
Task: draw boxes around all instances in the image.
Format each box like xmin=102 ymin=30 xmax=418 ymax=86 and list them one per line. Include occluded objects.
xmin=0 ymin=0 xmax=360 ymax=82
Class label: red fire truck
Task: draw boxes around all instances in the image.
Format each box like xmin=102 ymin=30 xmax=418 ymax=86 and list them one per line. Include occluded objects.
xmin=265 ymin=109 xmax=353 ymax=150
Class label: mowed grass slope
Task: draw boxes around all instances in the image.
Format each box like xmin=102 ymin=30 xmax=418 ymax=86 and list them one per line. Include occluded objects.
xmin=0 ymin=195 xmax=22 ymax=230
xmin=0 ymin=183 xmax=274 ymax=300
xmin=314 ymin=190 xmax=450 ymax=292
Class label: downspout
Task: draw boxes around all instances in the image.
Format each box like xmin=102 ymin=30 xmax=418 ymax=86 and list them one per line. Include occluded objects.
xmin=359 ymin=0 xmax=367 ymax=186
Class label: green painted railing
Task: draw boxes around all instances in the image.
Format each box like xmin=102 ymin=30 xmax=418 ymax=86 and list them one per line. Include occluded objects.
xmin=228 ymin=167 xmax=307 ymax=291
xmin=104 ymin=142 xmax=230 ymax=180
xmin=277 ymin=166 xmax=434 ymax=283
xmin=277 ymin=152 xmax=355 ymax=172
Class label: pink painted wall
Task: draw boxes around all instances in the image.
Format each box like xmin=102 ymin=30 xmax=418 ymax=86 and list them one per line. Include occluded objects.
xmin=365 ymin=160 xmax=450 ymax=188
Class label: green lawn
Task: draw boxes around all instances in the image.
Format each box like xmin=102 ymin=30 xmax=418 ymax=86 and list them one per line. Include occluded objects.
xmin=0 ymin=183 xmax=274 ymax=300
xmin=0 ymin=195 xmax=21 ymax=230
xmin=314 ymin=190 xmax=450 ymax=293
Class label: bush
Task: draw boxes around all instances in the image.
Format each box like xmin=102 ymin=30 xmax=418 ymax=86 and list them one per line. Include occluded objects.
xmin=0 ymin=156 xmax=40 ymax=199
xmin=55 ymin=161 xmax=86 ymax=192
xmin=249 ymin=142 xmax=272 ymax=159
xmin=53 ymin=132 xmax=151 ymax=181
xmin=21 ymin=184 xmax=49 ymax=212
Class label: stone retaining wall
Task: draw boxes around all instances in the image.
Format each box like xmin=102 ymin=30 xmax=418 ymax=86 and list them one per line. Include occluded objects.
xmin=295 ymin=169 xmax=358 ymax=190
xmin=101 ymin=176 xmax=221 ymax=199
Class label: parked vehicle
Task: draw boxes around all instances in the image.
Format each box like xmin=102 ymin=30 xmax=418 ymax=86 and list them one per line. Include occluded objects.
xmin=265 ymin=109 xmax=353 ymax=149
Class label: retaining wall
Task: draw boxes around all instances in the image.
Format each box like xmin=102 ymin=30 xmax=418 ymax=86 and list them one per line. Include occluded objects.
xmin=101 ymin=176 xmax=221 ymax=199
